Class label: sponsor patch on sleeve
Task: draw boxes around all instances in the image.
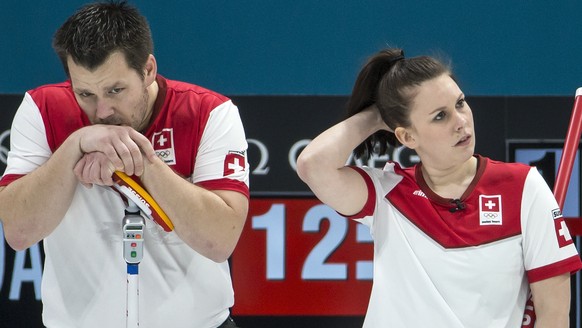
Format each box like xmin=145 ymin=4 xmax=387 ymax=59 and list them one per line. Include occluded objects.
xmin=223 ymin=150 xmax=246 ymax=177
xmin=552 ymin=208 xmax=574 ymax=248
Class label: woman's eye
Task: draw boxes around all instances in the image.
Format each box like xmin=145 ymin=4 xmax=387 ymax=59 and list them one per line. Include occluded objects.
xmin=456 ymin=98 xmax=466 ymax=108
xmin=435 ymin=111 xmax=446 ymax=121
xmin=110 ymin=88 xmax=123 ymax=94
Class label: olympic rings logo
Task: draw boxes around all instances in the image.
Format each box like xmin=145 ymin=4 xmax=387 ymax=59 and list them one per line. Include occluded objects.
xmin=155 ymin=150 xmax=171 ymax=158
xmin=0 ymin=129 xmax=10 ymax=166
xmin=482 ymin=213 xmax=499 ymax=219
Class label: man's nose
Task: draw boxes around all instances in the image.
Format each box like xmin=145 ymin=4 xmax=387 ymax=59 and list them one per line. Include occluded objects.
xmin=95 ymin=99 xmax=114 ymax=119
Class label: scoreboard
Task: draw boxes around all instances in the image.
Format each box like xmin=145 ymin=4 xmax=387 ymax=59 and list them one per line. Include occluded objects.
xmin=232 ymin=198 xmax=373 ymax=315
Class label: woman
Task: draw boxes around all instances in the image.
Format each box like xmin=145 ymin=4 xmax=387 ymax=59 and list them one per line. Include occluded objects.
xmin=296 ymin=48 xmax=582 ymax=327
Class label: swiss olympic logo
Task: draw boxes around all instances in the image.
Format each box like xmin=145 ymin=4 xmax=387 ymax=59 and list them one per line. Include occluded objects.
xmin=0 ymin=129 xmax=10 ymax=166
xmin=152 ymin=128 xmax=176 ymax=165
xmin=479 ymin=195 xmax=503 ymax=225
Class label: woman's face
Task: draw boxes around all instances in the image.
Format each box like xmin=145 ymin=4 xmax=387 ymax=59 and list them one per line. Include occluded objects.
xmin=396 ymin=74 xmax=475 ymax=170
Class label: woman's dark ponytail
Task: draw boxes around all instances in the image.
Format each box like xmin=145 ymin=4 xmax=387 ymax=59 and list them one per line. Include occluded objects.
xmin=346 ymin=49 xmax=405 ymax=160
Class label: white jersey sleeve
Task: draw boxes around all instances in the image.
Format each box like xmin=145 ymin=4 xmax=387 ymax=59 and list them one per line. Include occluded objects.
xmin=521 ymin=167 xmax=580 ymax=281
xmin=349 ymin=163 xmax=403 ymax=237
xmin=2 ymin=92 xmax=50 ymax=178
xmin=191 ymin=100 xmax=249 ymax=187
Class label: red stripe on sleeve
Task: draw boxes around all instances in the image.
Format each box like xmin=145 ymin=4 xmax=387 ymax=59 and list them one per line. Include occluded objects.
xmin=198 ymin=178 xmax=249 ymax=199
xmin=338 ymin=166 xmax=376 ymax=219
xmin=526 ymin=255 xmax=582 ymax=283
xmin=0 ymin=174 xmax=25 ymax=187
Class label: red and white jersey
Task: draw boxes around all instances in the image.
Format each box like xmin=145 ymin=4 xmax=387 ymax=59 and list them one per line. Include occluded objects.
xmin=0 ymin=76 xmax=249 ymax=328
xmin=348 ymin=156 xmax=582 ymax=328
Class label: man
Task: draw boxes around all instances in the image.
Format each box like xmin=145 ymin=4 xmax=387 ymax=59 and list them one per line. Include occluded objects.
xmin=0 ymin=2 xmax=248 ymax=327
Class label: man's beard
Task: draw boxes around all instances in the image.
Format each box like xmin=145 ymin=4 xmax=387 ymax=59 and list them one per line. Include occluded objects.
xmin=96 ymin=90 xmax=150 ymax=130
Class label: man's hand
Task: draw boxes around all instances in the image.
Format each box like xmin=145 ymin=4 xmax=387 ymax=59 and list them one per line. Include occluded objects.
xmin=74 ymin=152 xmax=116 ymax=188
xmin=77 ymin=125 xmax=156 ymax=176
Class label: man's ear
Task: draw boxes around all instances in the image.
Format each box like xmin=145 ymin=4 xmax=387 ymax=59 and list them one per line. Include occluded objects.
xmin=144 ymin=54 xmax=157 ymax=86
xmin=395 ymin=127 xmax=416 ymax=149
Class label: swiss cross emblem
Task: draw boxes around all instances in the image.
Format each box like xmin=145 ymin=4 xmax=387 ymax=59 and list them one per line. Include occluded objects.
xmin=152 ymin=128 xmax=176 ymax=165
xmin=479 ymin=195 xmax=502 ymax=225
xmin=552 ymin=208 xmax=573 ymax=247
xmin=224 ymin=151 xmax=246 ymax=176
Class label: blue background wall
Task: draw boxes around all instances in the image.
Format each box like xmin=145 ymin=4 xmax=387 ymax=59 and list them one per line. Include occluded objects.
xmin=1 ymin=0 xmax=581 ymax=96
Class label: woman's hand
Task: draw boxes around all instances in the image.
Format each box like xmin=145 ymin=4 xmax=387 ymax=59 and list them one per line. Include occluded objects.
xmin=361 ymin=104 xmax=393 ymax=132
